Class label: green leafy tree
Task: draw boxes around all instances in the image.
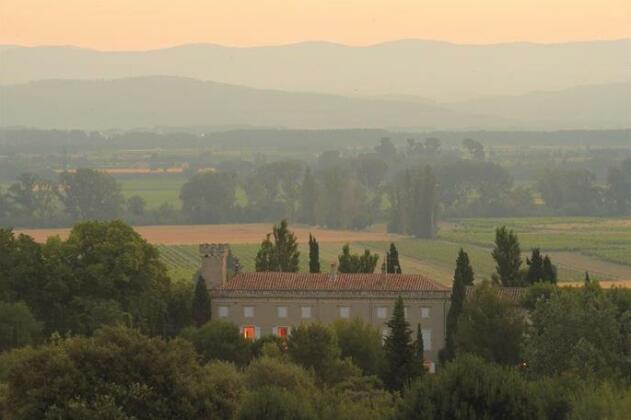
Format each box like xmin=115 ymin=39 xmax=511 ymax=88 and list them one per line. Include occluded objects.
xmin=388 ymin=166 xmax=437 ymax=238
xmin=383 ymin=296 xmax=418 ymax=391
xmin=180 ymin=319 xmax=251 ymax=367
xmin=237 ymin=386 xmax=318 ymax=420
xmin=179 ymin=171 xmax=238 ymax=224
xmin=441 ymin=249 xmax=474 ymax=363
xmin=338 ymin=244 xmax=379 ymax=273
xmin=0 ymin=302 xmax=42 ymax=352
xmin=126 ymin=195 xmax=146 ymax=217
xmin=8 ymin=173 xmax=58 ymax=220
xmin=308 ymin=234 xmax=320 ymax=273
xmin=254 ymin=220 xmax=300 ymax=272
xmin=58 ymin=168 xmax=124 ymax=220
xmin=492 ymin=226 xmax=522 ymax=286
xmin=396 ymin=354 xmax=541 ymax=420
xmin=332 ymin=319 xmax=385 ymax=376
xmin=287 ymin=323 xmax=349 ymax=384
xmin=244 ymin=357 xmax=317 ymax=399
xmin=2 ymin=326 xmax=244 ymax=420
xmin=192 ymin=276 xmax=211 ymax=327
xmin=455 ymin=281 xmax=525 ymax=365
xmin=385 ymin=243 xmax=402 ymax=273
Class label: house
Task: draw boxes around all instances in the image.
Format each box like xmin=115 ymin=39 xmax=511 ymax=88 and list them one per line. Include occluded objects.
xmin=199 ymin=243 xmax=451 ymax=370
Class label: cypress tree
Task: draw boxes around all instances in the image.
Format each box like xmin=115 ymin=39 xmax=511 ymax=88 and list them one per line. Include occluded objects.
xmin=308 ymin=234 xmax=320 ymax=273
xmin=491 ymin=226 xmax=522 ymax=286
xmin=338 ymin=244 xmax=379 ymax=273
xmin=192 ymin=277 xmax=211 ymax=327
xmin=442 ymin=248 xmax=474 ymax=363
xmin=386 ymin=243 xmax=402 ymax=273
xmin=542 ymin=256 xmax=557 ymax=284
xmin=383 ymin=296 xmax=416 ymax=391
xmin=415 ymin=323 xmax=425 ymax=376
xmin=255 ymin=234 xmax=275 ymax=272
xmin=526 ymin=248 xmax=545 ymax=285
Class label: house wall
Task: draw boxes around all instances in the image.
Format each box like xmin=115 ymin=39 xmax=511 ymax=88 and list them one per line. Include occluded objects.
xmin=212 ymin=294 xmax=449 ymax=367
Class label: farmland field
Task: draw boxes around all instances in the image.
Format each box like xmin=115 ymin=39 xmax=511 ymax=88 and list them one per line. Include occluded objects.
xmin=117 ymin=175 xmax=187 ymax=209
xmin=15 ymin=217 xmax=631 ymax=285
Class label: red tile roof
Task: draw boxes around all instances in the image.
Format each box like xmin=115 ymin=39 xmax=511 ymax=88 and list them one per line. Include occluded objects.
xmin=219 ymin=272 xmax=449 ymax=292
xmin=465 ymin=285 xmax=526 ymax=302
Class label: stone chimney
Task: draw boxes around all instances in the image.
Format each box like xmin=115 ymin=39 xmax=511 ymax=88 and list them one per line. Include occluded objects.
xmin=329 ymin=262 xmax=338 ymax=281
xmin=199 ymin=244 xmax=229 ymax=289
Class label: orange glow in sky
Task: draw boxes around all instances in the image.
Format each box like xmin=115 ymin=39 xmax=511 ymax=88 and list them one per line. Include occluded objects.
xmin=1 ymin=0 xmax=630 ymax=50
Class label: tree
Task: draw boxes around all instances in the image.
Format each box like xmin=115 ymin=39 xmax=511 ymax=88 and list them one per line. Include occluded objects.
xmin=299 ymin=167 xmax=318 ymax=225
xmin=192 ymin=276 xmax=211 ymax=327
xmin=308 ymin=234 xmax=320 ymax=273
xmin=454 ymin=281 xmax=525 ymax=365
xmin=0 ymin=302 xmax=42 ymax=352
xmin=254 ymin=220 xmax=300 ymax=272
xmin=179 ymin=171 xmax=238 ymax=223
xmin=8 ymin=172 xmax=58 ymax=221
xmin=414 ymin=323 xmax=425 ymax=377
xmin=2 ymin=326 xmax=244 ymax=420
xmin=383 ymin=296 xmax=418 ymax=391
xmin=606 ymin=158 xmax=631 ymax=215
xmin=237 ymin=386 xmax=318 ymax=420
xmin=385 ymin=243 xmax=402 ymax=273
xmin=126 ymin=195 xmax=146 ymax=217
xmin=442 ymin=249 xmax=474 ymax=363
xmin=542 ymin=256 xmax=557 ymax=284
xmin=388 ymin=166 xmax=437 ymax=238
xmin=492 ymin=226 xmax=522 ymax=286
xmin=287 ymin=323 xmax=347 ymax=384
xmin=57 ymin=169 xmax=124 ymax=220
xmin=180 ymin=319 xmax=251 ymax=366
xmin=396 ymin=355 xmax=541 ymax=420
xmin=332 ymin=319 xmax=385 ymax=376
xmin=338 ymin=244 xmax=379 ymax=273
xmin=526 ymin=248 xmax=545 ymax=285
xmin=462 ymin=138 xmax=485 ymax=160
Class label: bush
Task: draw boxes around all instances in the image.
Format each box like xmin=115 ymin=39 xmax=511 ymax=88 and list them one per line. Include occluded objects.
xmin=180 ymin=319 xmax=251 ymax=366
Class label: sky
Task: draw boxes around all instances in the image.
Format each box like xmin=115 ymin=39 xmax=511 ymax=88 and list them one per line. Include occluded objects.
xmin=1 ymin=0 xmax=630 ymax=50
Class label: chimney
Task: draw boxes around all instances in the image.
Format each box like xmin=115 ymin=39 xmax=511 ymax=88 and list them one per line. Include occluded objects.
xmin=199 ymin=244 xmax=229 ymax=289
xmin=329 ymin=262 xmax=338 ymax=281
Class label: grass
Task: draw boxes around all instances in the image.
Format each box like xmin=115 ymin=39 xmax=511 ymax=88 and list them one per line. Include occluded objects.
xmin=117 ymin=175 xmax=186 ymax=209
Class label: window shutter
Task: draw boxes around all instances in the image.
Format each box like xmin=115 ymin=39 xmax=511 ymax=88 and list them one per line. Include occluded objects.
xmin=255 ymin=327 xmax=261 ymax=339
xmin=272 ymin=327 xmax=278 ymax=336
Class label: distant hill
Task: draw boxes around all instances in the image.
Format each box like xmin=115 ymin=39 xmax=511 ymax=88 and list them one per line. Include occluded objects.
xmin=447 ymin=83 xmax=631 ymax=130
xmin=1 ymin=76 xmax=629 ymax=130
xmin=1 ymin=39 xmax=629 ymax=101
xmin=0 ymin=76 xmax=491 ymax=130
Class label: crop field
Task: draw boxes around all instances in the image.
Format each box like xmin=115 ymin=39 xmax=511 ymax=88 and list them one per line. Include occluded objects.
xmin=117 ymin=175 xmax=187 ymax=209
xmin=15 ymin=217 xmax=631 ymax=285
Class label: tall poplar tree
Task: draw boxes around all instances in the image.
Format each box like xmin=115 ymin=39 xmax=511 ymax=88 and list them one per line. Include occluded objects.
xmin=383 ymin=296 xmax=416 ymax=391
xmin=308 ymin=234 xmax=320 ymax=273
xmin=192 ymin=277 xmax=211 ymax=327
xmin=442 ymin=249 xmax=474 ymax=363
xmin=526 ymin=248 xmax=545 ymax=285
xmin=492 ymin=226 xmax=522 ymax=286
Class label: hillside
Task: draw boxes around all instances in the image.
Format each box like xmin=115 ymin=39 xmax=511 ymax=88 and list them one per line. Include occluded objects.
xmin=1 ymin=39 xmax=629 ymax=101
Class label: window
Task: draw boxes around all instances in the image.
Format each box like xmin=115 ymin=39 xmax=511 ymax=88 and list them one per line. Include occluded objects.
xmin=421 ymin=307 xmax=431 ymax=319
xmin=301 ymin=306 xmax=312 ymax=319
xmin=243 ymin=306 xmax=254 ymax=318
xmin=404 ymin=306 xmax=408 ymax=320
xmin=377 ymin=307 xmax=387 ymax=319
xmin=275 ymin=326 xmax=290 ymax=338
xmin=422 ymin=329 xmax=432 ymax=350
xmin=381 ymin=328 xmax=389 ymax=343
xmin=277 ymin=306 xmax=288 ymax=318
xmin=218 ymin=306 xmax=229 ymax=318
xmin=242 ymin=326 xmax=256 ymax=340
xmin=339 ymin=306 xmax=350 ymax=319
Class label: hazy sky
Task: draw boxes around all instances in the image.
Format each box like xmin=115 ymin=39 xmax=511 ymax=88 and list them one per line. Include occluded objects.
xmin=2 ymin=0 xmax=630 ymax=50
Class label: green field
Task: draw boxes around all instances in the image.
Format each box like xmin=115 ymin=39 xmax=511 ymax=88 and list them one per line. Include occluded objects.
xmin=117 ymin=175 xmax=186 ymax=209
xmin=156 ymin=217 xmax=631 ymax=285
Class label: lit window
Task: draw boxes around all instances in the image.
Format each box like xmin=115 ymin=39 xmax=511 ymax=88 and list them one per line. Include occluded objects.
xmin=339 ymin=306 xmax=350 ymax=319
xmin=242 ymin=326 xmax=256 ymax=340
xmin=377 ymin=307 xmax=387 ymax=319
xmin=421 ymin=307 xmax=431 ymax=319
xmin=218 ymin=306 xmax=229 ymax=318
xmin=301 ymin=306 xmax=312 ymax=319
xmin=244 ymin=306 xmax=254 ymax=318
xmin=277 ymin=306 xmax=288 ymax=318
xmin=276 ymin=326 xmax=289 ymax=338
xmin=422 ymin=329 xmax=432 ymax=350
